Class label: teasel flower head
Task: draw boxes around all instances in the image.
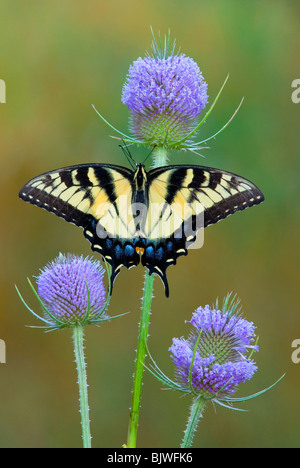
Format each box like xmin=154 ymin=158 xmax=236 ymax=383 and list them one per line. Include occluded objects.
xmin=146 ymin=294 xmax=283 ymax=412
xmin=169 ymin=295 xmax=259 ymax=400
xmin=16 ymin=253 xmax=114 ymax=331
xmin=121 ymin=36 xmax=208 ymax=151
xmin=93 ymin=29 xmax=240 ymax=167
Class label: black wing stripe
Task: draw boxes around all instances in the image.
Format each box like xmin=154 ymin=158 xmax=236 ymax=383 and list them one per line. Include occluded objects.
xmin=165 ymin=167 xmax=187 ymax=204
xmin=93 ymin=166 xmax=118 ymax=205
xmin=208 ymin=172 xmax=222 ymax=190
xmin=59 ymin=170 xmax=74 ymax=188
xmin=74 ymin=167 xmax=94 ymax=187
xmin=187 ymin=169 xmax=207 ymax=190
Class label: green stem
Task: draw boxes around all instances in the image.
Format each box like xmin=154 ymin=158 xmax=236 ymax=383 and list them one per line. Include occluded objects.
xmin=72 ymin=325 xmax=91 ymax=448
xmin=152 ymin=146 xmax=169 ymax=167
xmin=127 ymin=270 xmax=155 ymax=448
xmin=181 ymin=397 xmax=206 ymax=448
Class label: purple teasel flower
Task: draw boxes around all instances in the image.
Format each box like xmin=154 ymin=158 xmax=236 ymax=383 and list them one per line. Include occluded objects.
xmin=122 ymin=53 xmax=208 ymax=149
xmin=169 ymin=299 xmax=259 ymax=400
xmin=36 ymin=253 xmax=107 ymax=327
xmin=93 ymin=30 xmax=236 ymax=160
xmin=16 ymin=253 xmax=113 ymax=330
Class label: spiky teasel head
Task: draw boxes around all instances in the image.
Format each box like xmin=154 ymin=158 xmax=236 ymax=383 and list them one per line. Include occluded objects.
xmin=16 ymin=253 xmax=115 ymax=331
xmin=121 ymin=33 xmax=208 ymax=151
xmin=37 ymin=254 xmax=107 ymax=327
xmin=169 ymin=294 xmax=259 ymax=399
xmin=93 ymin=29 xmax=241 ymax=166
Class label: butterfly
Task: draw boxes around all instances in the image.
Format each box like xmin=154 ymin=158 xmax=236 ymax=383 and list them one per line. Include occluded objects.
xmin=19 ymin=162 xmax=264 ymax=297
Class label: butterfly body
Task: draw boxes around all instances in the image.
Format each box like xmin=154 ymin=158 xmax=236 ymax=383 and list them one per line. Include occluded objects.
xmin=19 ymin=162 xmax=264 ymax=297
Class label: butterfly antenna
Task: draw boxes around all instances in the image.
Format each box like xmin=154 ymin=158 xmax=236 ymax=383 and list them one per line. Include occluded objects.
xmin=119 ymin=140 xmax=136 ymax=169
xmin=142 ymin=145 xmax=157 ymax=165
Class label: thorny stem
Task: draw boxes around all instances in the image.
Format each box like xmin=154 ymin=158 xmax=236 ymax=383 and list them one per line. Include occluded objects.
xmin=72 ymin=325 xmax=91 ymax=448
xmin=181 ymin=397 xmax=206 ymax=448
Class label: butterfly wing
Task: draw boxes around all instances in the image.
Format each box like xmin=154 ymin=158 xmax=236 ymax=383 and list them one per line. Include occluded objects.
xmin=19 ymin=163 xmax=141 ymax=288
xmin=141 ymin=165 xmax=264 ymax=296
xmin=19 ymin=163 xmax=264 ymax=298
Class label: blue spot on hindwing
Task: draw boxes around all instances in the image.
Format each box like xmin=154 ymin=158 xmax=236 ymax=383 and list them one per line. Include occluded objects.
xmin=124 ymin=244 xmax=135 ymax=258
xmin=155 ymin=247 xmax=164 ymax=261
xmin=114 ymin=244 xmax=123 ymax=259
xmin=166 ymin=241 xmax=173 ymax=252
xmin=145 ymin=245 xmax=155 ymax=259
xmin=105 ymin=238 xmax=113 ymax=249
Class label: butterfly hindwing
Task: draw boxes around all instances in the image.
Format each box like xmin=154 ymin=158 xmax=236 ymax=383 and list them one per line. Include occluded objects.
xmin=19 ymin=163 xmax=264 ymax=297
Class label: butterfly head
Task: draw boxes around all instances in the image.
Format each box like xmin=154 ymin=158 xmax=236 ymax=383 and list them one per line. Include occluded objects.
xmin=133 ymin=163 xmax=147 ymax=190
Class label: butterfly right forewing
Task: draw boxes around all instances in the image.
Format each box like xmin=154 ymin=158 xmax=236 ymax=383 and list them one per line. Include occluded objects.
xmin=148 ymin=165 xmax=264 ymax=229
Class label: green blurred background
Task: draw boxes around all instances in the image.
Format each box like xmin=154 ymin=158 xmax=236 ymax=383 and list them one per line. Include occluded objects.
xmin=0 ymin=0 xmax=299 ymax=448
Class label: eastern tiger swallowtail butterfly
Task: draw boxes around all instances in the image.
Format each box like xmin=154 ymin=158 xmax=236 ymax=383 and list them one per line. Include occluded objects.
xmin=19 ymin=163 xmax=264 ymax=297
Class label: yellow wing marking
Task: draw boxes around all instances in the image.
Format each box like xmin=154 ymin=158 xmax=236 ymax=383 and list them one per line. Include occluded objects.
xmin=144 ymin=177 xmax=189 ymax=240
xmin=90 ymin=178 xmax=137 ymax=239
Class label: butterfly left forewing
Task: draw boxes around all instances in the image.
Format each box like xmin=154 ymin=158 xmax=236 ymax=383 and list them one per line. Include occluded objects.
xmin=19 ymin=167 xmax=96 ymax=228
xmin=19 ymin=163 xmax=141 ymax=290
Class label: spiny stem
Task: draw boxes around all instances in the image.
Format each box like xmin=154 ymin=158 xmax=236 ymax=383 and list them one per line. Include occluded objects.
xmin=72 ymin=325 xmax=91 ymax=448
xmin=181 ymin=397 xmax=206 ymax=448
xmin=127 ymin=270 xmax=155 ymax=448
